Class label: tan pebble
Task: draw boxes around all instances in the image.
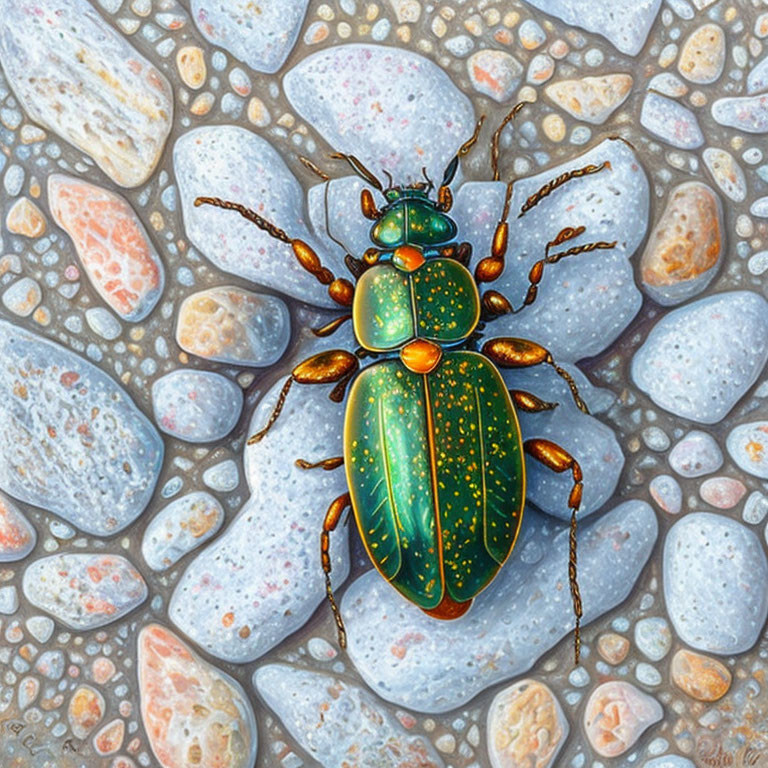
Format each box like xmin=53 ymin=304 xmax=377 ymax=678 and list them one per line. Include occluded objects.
xmin=397 ymin=25 xmax=411 ymax=43
xmin=247 ymin=97 xmax=271 ymax=127
xmin=92 ymin=657 xmax=117 ymax=684
xmin=6 ymin=197 xmax=46 ymax=237
xmin=494 ymin=29 xmax=514 ymax=46
xmin=432 ymin=17 xmax=447 ymax=37
xmin=689 ymin=90 xmax=707 ymax=107
xmin=366 ymin=3 xmax=379 ymax=21
xmin=598 ymin=633 xmax=630 ymax=664
xmin=337 ymin=21 xmax=352 ymax=37
xmin=542 ymin=113 xmax=566 ymax=142
xmin=176 ymin=46 xmax=206 ymax=90
xmin=317 ymin=3 xmax=334 ymax=20
xmin=483 ymin=9 xmax=501 ymax=26
xmin=658 ymin=43 xmax=679 ymax=68
xmin=33 ymin=306 xmax=51 ymax=326
xmin=190 ymin=92 xmax=214 ymax=116
xmin=723 ymin=6 xmax=737 ymax=22
xmin=518 ymin=86 xmax=538 ymax=103
xmin=389 ymin=0 xmax=420 ymax=24
xmin=149 ymin=211 xmax=164 ymax=231
xmin=671 ymin=649 xmax=731 ymax=701
xmin=487 ymin=679 xmax=568 ymax=768
xmin=20 ymin=124 xmax=46 ymax=144
xmin=29 ymin=179 xmax=41 ymax=198
xmin=545 ymin=74 xmax=633 ymax=125
xmin=465 ymin=14 xmax=484 ymax=36
xmin=678 ymin=24 xmax=725 ymax=84
xmin=549 ymin=39 xmax=569 ymax=59
xmin=68 ymin=685 xmax=105 ymax=739
xmin=503 ymin=11 xmax=519 ymax=27
xmin=756 ymin=12 xmax=768 ymax=38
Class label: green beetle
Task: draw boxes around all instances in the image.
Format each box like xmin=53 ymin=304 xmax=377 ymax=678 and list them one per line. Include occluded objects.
xmin=195 ymin=107 xmax=616 ymax=663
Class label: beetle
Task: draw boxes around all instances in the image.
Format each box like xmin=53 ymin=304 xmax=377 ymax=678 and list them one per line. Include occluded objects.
xmin=194 ymin=106 xmax=615 ymax=664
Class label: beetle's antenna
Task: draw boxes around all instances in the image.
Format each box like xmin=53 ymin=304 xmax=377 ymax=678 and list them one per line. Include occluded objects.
xmin=330 ymin=152 xmax=384 ymax=191
xmin=323 ymin=180 xmax=355 ymax=255
xmin=382 ymin=169 xmax=394 ymax=191
xmin=421 ymin=166 xmax=434 ymax=193
xmin=491 ymin=102 xmax=526 ymax=181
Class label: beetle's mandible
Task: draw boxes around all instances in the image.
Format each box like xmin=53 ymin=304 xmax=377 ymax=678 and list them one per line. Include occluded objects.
xmin=195 ymin=104 xmax=617 ymax=665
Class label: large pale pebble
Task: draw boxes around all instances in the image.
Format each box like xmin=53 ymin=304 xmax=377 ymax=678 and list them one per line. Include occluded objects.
xmin=0 ymin=0 xmax=172 ymax=187
xmin=668 ymin=430 xmax=723 ymax=477
xmin=677 ymin=24 xmax=726 ymax=84
xmin=664 ymin=512 xmax=768 ymax=654
xmin=545 ymin=74 xmax=633 ymax=124
xmin=48 ymin=174 xmax=164 ymax=322
xmin=641 ymin=91 xmax=704 ymax=149
xmin=712 ymin=94 xmax=768 ymax=133
xmin=467 ymin=49 xmax=523 ymax=102
xmin=0 ymin=319 xmax=162 ymax=536
xmin=631 ymin=292 xmax=768 ymax=424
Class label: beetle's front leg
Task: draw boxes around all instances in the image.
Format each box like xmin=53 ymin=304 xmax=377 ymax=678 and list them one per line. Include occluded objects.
xmin=321 ymin=492 xmax=352 ymax=649
xmin=524 ymin=438 xmax=583 ymax=666
xmin=247 ymin=350 xmax=359 ymax=444
xmin=510 ymin=389 xmax=558 ymax=412
xmin=482 ymin=337 xmax=588 ymax=414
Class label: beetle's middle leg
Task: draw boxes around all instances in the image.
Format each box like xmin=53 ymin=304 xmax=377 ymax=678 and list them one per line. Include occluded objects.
xmin=524 ymin=438 xmax=583 ymax=666
xmin=247 ymin=350 xmax=359 ymax=444
xmin=321 ymin=492 xmax=352 ymax=649
xmin=482 ymin=337 xmax=589 ymax=414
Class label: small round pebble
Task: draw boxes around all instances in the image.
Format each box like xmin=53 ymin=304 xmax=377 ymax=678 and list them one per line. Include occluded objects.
xmin=649 ymin=475 xmax=683 ymax=514
xmin=699 ymin=476 xmax=747 ymax=509
xmin=743 ymin=491 xmax=768 ymax=525
xmin=670 ymin=649 xmax=731 ymax=701
xmin=668 ymin=431 xmax=723 ymax=477
xmin=726 ymin=421 xmax=768 ymax=479
xmin=597 ymin=633 xmax=630 ymax=665
xmin=634 ymin=617 xmax=672 ymax=661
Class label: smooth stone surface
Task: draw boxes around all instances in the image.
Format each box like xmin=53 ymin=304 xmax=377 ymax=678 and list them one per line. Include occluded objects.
xmin=6 ymin=197 xmax=46 ymax=238
xmin=522 ymin=0 xmax=661 ymax=55
xmin=190 ymin=0 xmax=309 ymax=74
xmin=93 ymin=719 xmax=125 ymax=756
xmin=467 ymin=49 xmax=523 ymax=102
xmin=664 ymin=513 xmax=768 ymax=653
xmin=284 ymin=44 xmax=476 ymax=184
xmin=699 ymin=476 xmax=746 ymax=509
xmin=670 ymin=649 xmax=732 ymax=701
xmin=0 ymin=0 xmax=172 ymax=187
xmin=634 ymin=617 xmax=672 ymax=661
xmin=640 ymin=182 xmax=723 ymax=306
xmin=0 ymin=492 xmax=36 ymax=562
xmin=702 ymin=147 xmax=747 ymax=202
xmin=68 ymin=685 xmax=105 ymax=739
xmin=141 ymin=492 xmax=224 ymax=571
xmin=176 ymin=286 xmax=290 ymax=367
xmin=343 ymin=500 xmax=657 ymax=712
xmin=668 ymin=431 xmax=723 ymax=477
xmin=644 ymin=757 xmax=695 ymax=768
xmin=712 ymin=94 xmax=768 ymax=133
xmin=584 ymin=681 xmax=663 ymax=757
xmin=649 ymin=474 xmax=683 ymax=514
xmin=49 ymin=174 xmax=165 ymax=322
xmin=747 ymin=54 xmax=768 ymax=94
xmin=2 ymin=277 xmax=42 ymax=317
xmin=0 ymin=319 xmax=162 ymax=536
xmin=139 ymin=624 xmax=257 ymax=768
xmin=641 ymin=91 xmax=704 ymax=149
xmin=487 ymin=679 xmax=568 ymax=768
xmin=23 ymin=554 xmax=147 ymax=630
xmin=545 ymin=74 xmax=633 ymax=124
xmin=175 ymin=125 xmax=341 ymax=308
xmin=744 ymin=490 xmax=768 ymax=525
xmin=454 ymin=138 xmax=647 ymax=363
xmin=169 ymin=326 xmax=352 ymax=662
xmin=152 ymin=369 xmax=243 ymax=443
xmin=677 ymin=24 xmax=725 ymax=84
xmin=255 ymin=664 xmax=443 ymax=768
xmin=631 ymin=292 xmax=768 ymax=424
xmin=598 ymin=633 xmax=630 ymax=665
xmin=726 ymin=421 xmax=768 ymax=479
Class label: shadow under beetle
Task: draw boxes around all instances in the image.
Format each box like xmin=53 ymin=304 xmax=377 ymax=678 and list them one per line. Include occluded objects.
xmin=195 ymin=105 xmax=616 ymax=664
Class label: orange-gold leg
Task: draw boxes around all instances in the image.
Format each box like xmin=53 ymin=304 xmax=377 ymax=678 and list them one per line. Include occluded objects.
xmin=482 ymin=338 xmax=589 ymax=414
xmin=524 ymin=438 xmax=584 ymax=666
xmin=510 ymin=389 xmax=558 ymax=413
xmin=296 ymin=456 xmax=344 ymax=471
xmin=321 ymin=493 xmax=352 ymax=649
xmin=518 ymin=161 xmax=611 ymax=218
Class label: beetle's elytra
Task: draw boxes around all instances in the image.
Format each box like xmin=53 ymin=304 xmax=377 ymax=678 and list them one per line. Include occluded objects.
xmin=195 ymin=105 xmax=617 ymax=664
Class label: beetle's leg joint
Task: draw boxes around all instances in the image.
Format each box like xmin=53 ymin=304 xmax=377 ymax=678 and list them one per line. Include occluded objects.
xmin=321 ymin=493 xmax=352 ymax=649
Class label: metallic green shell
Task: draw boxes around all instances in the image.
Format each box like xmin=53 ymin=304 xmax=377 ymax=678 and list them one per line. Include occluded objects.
xmin=345 ymin=351 xmax=525 ymax=609
xmin=371 ymin=200 xmax=458 ymax=248
xmin=353 ymin=258 xmax=479 ymax=351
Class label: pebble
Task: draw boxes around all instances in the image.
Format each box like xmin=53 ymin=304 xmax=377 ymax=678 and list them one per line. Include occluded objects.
xmin=702 ymin=148 xmax=747 ymax=203
xmin=664 ymin=513 xmax=768 ymax=653
xmin=175 ymin=45 xmax=206 ymax=90
xmin=175 ymin=125 xmax=343 ymax=308
xmin=541 ymin=114 xmax=566 ymax=142
xmin=141 ymin=492 xmax=224 ymax=571
xmin=726 ymin=421 xmax=768 ymax=479
xmin=743 ymin=491 xmax=768 ymax=525
xmin=85 ymin=307 xmax=122 ymax=340
xmin=645 ymin=757 xmax=695 ymax=768
xmin=444 ymin=35 xmax=474 ymax=57
xmin=190 ymin=0 xmax=308 ymax=73
xmin=636 ymin=663 xmax=663 ymax=686
xmin=342 ymin=501 xmax=656 ymax=712
xmin=201 ymin=459 xmax=239 ymax=492
xmin=487 ymin=679 xmax=568 ymax=768
xmin=0 ymin=492 xmax=36 ymax=562
xmin=254 ymin=664 xmax=443 ymax=767
xmin=26 ymin=616 xmax=54 ymax=644
xmin=0 ymin=585 xmax=18 ymax=614
xmin=699 ymin=476 xmax=747 ymax=509
xmin=668 ymin=431 xmax=723 ymax=477
xmin=169 ymin=329 xmax=352 ymax=663
xmin=176 ymin=286 xmax=290 ymax=367
xmin=0 ymin=319 xmax=162 ymax=535
xmin=650 ymin=474 xmax=683 ymax=514
xmin=527 ymin=54 xmax=555 ymax=85
xmin=639 ymin=182 xmax=722 ymax=306
xmin=467 ymin=50 xmax=523 ymax=102
xmin=2 ymin=276 xmax=42 ymax=317
xmin=712 ymin=94 xmax=768 ymax=134
xmin=677 ymin=24 xmax=726 ymax=84
xmin=68 ymin=685 xmax=105 ymax=739
xmin=751 ymin=197 xmax=768 ymax=218
xmin=545 ymin=74 xmax=633 ymax=124
xmin=584 ymin=681 xmax=663 ymax=757
xmin=747 ymin=55 xmax=768 ymax=95
xmin=35 ymin=649 xmax=65 ymax=679
xmin=93 ymin=719 xmax=125 ymax=756
xmin=631 ymin=292 xmax=768 ymax=424
xmin=6 ymin=197 xmax=46 ymax=238
xmin=454 ymin=138 xmax=647 ymax=363
xmin=23 ymin=553 xmax=147 ymax=629
xmin=648 ymin=72 xmax=688 ymax=97
xmin=151 ymin=369 xmax=243 ymax=443
xmin=518 ymin=19 xmax=547 ymax=50
xmin=640 ymin=91 xmax=704 ymax=149
xmin=598 ymin=633 xmax=630 ymax=664
xmin=522 ymin=0 xmax=661 ymax=55
xmin=670 ymin=649 xmax=732 ymax=701
xmin=0 ymin=0 xmax=172 ymax=187
xmin=634 ymin=617 xmax=672 ymax=661
xmin=284 ymin=44 xmax=475 ymax=185
xmin=139 ymin=623 xmax=257 ymax=768
xmin=48 ymin=174 xmax=165 ymax=322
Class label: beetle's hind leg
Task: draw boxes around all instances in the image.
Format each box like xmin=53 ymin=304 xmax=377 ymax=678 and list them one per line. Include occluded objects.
xmin=321 ymin=493 xmax=352 ymax=649
xmin=524 ymin=439 xmax=584 ymax=666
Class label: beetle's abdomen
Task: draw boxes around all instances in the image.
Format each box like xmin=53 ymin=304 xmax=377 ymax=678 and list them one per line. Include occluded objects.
xmin=353 ymin=258 xmax=479 ymax=351
xmin=345 ymin=351 xmax=525 ymax=611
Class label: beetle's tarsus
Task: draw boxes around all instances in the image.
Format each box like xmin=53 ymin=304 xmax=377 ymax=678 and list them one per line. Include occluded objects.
xmin=321 ymin=493 xmax=352 ymax=650
xmin=247 ymin=376 xmax=294 ymax=444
